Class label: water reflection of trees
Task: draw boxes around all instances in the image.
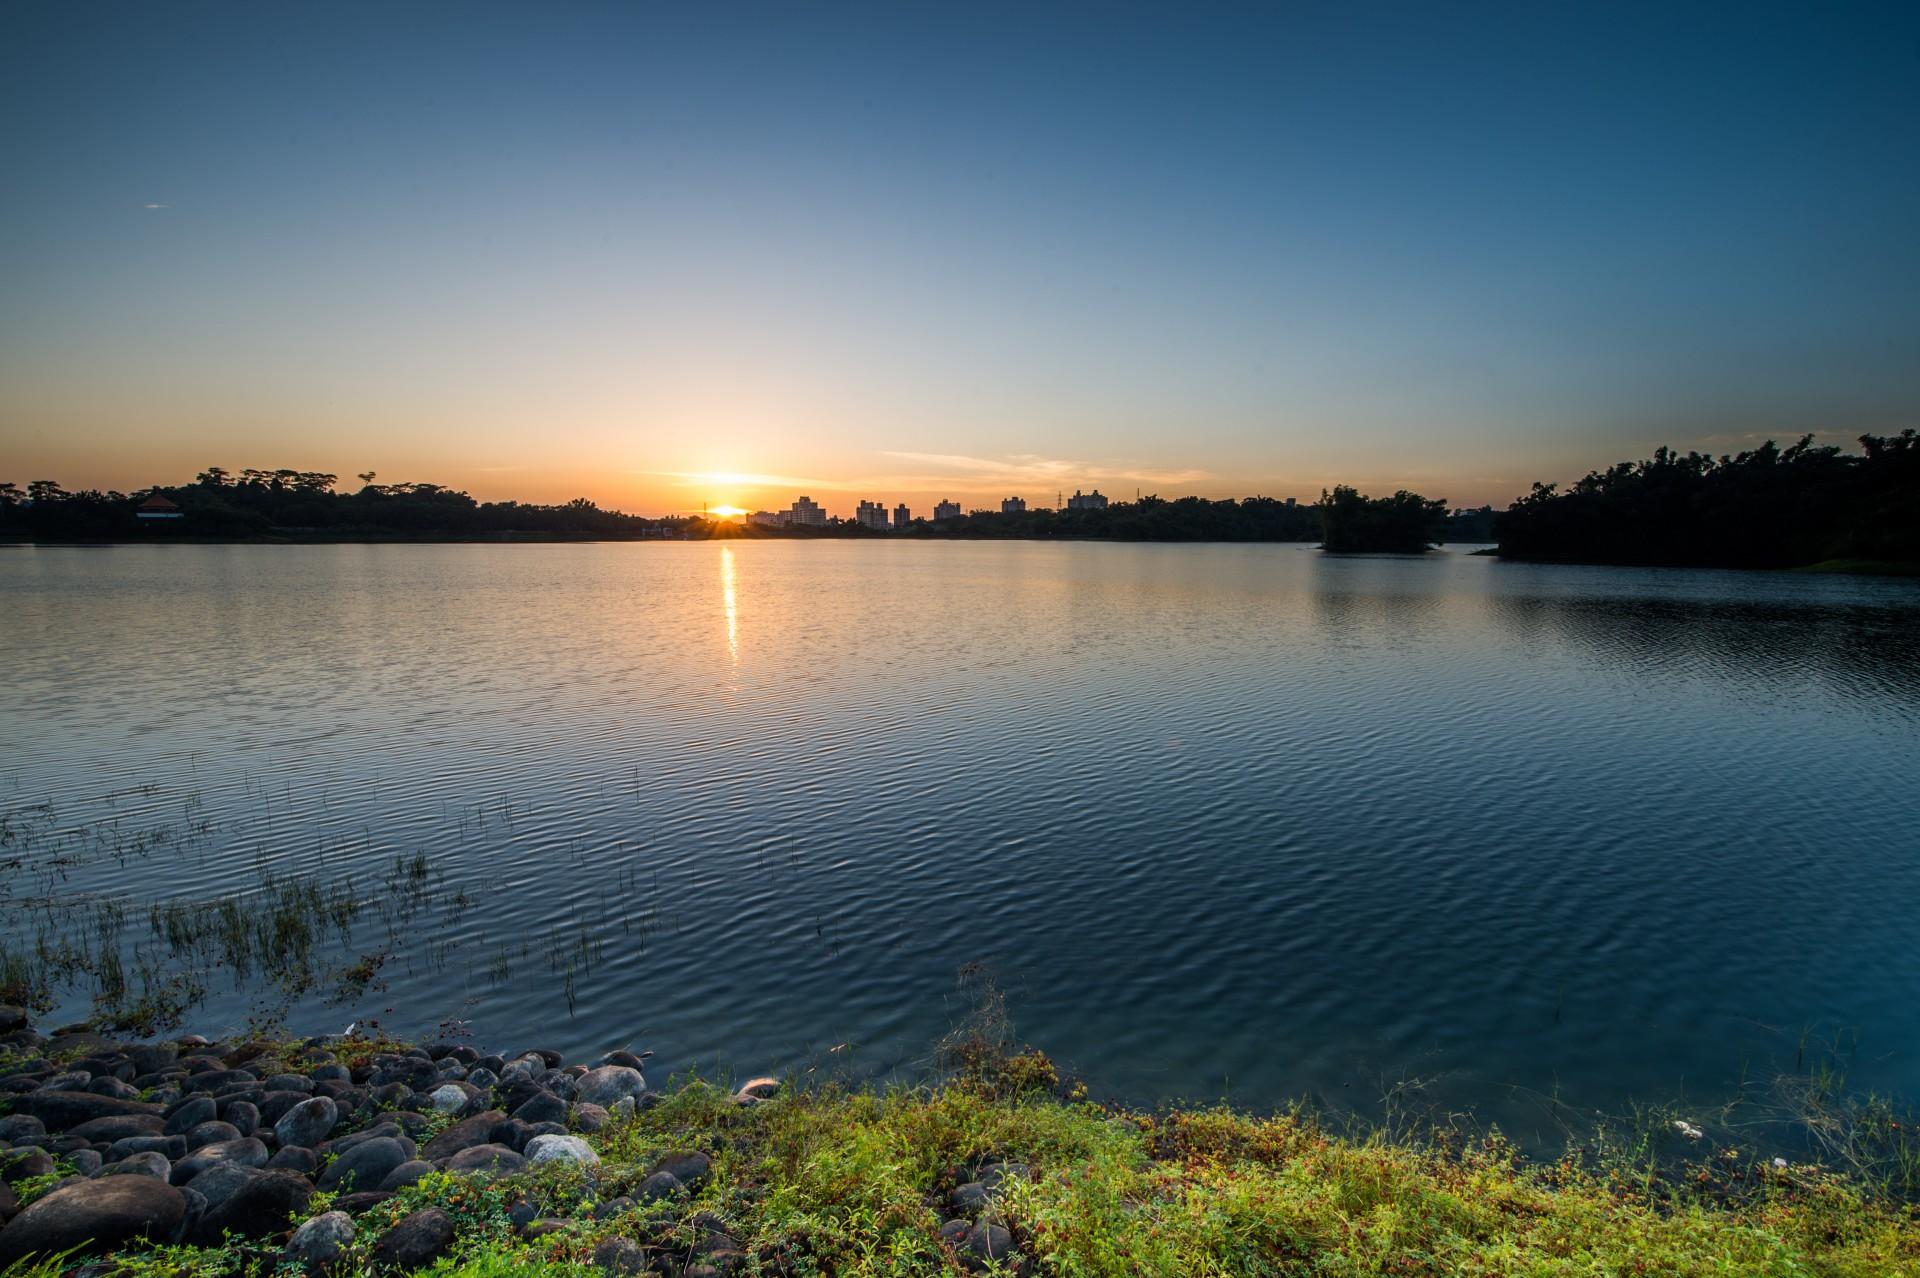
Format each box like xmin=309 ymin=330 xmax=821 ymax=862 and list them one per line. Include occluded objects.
xmin=1486 ymin=593 xmax=1920 ymax=705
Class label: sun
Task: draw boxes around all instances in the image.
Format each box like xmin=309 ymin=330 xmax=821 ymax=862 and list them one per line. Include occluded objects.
xmin=710 ymin=504 xmax=747 ymax=519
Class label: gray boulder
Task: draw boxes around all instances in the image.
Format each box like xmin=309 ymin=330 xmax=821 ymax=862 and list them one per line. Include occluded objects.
xmin=274 ymin=1096 xmax=339 ymax=1150
xmin=171 ymin=1137 xmax=269 ymax=1185
xmin=284 ymin=1209 xmax=354 ymax=1274
xmin=525 ymin=1134 xmax=598 ymax=1168
xmin=376 ymin=1160 xmax=433 ymax=1191
xmin=0 ymin=1175 xmax=186 ymax=1266
xmin=420 ymin=1110 xmax=505 ymax=1161
xmin=185 ymin=1120 xmax=243 ymax=1150
xmin=442 ymin=1143 xmax=526 ymax=1177
xmin=318 ymin=1135 xmax=411 ymax=1193
xmin=572 ymin=1065 xmax=645 ymax=1108
xmin=100 ymin=1150 xmax=170 ymax=1180
xmin=372 ymin=1207 xmax=456 ymax=1271
xmin=191 ymin=1168 xmax=313 ymax=1242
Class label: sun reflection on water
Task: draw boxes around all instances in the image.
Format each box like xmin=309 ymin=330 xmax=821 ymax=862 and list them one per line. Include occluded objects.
xmin=720 ymin=544 xmax=737 ymax=662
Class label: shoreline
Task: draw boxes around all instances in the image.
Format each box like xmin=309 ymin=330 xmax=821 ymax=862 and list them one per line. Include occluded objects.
xmin=1 ymin=1011 xmax=1915 ymax=1275
xmin=9 ymin=537 xmax=1919 ymax=577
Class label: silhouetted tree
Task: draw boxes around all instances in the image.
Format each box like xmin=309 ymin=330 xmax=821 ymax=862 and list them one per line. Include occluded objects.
xmin=1319 ymin=486 xmax=1448 ymax=552
xmin=1496 ymin=432 xmax=1919 ymax=568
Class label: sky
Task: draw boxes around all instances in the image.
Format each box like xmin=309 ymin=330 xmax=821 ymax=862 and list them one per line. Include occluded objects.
xmin=3 ymin=3 xmax=1918 ymax=516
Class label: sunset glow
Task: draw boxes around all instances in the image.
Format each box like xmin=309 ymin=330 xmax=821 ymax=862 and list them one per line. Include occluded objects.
xmin=4 ymin=7 xmax=1914 ymax=515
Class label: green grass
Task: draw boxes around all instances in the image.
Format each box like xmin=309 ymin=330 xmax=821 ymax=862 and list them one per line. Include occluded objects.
xmin=6 ymin=1048 xmax=1918 ymax=1275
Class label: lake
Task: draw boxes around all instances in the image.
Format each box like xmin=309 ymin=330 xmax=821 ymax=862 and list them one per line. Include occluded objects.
xmin=4 ymin=541 xmax=1918 ymax=1143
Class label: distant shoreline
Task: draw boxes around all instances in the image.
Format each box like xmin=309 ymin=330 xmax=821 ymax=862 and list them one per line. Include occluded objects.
xmin=7 ymin=536 xmax=1917 ymax=576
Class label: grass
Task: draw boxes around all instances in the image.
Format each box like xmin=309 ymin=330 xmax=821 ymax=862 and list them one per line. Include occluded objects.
xmin=9 ymin=1044 xmax=1914 ymax=1277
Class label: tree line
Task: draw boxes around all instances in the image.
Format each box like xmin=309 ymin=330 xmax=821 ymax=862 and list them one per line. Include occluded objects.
xmin=0 ymin=468 xmax=686 ymax=540
xmin=1494 ymin=431 xmax=1919 ymax=569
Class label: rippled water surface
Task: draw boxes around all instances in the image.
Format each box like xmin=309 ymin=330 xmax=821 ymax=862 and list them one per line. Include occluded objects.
xmin=4 ymin=542 xmax=1919 ymax=1132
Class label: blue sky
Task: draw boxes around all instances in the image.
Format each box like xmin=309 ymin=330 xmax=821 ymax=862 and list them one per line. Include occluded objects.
xmin=3 ymin=2 xmax=1917 ymax=512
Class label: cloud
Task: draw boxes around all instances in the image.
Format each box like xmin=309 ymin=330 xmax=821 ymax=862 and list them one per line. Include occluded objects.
xmin=878 ymin=451 xmax=1213 ymax=488
xmin=640 ymin=469 xmax=839 ymax=490
xmin=142 ymin=203 xmax=170 ymax=210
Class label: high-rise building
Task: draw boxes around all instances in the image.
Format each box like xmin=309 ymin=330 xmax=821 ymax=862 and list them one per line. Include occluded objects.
xmin=1066 ymin=489 xmax=1109 ymax=511
xmin=933 ymin=499 xmax=962 ymax=521
xmin=748 ymin=510 xmax=790 ymax=527
xmin=790 ymin=495 xmax=826 ymax=526
xmin=1000 ymin=496 xmax=1026 ymax=515
xmin=855 ymin=500 xmax=890 ymax=530
xmin=893 ymin=503 xmax=911 ymax=530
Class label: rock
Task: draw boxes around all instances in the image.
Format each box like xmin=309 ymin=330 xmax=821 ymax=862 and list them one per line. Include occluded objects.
xmin=977 ymin=1161 xmax=1031 ymax=1190
xmin=489 ymin=1117 xmax=535 ymax=1151
xmin=65 ymin=1113 xmax=164 ymax=1144
xmin=263 ymin=1074 xmax=313 ymax=1094
xmin=268 ymin=1146 xmax=320 ymax=1174
xmin=419 ymin=1110 xmax=505 ymax=1161
xmin=0 ymin=1175 xmax=186 ymax=1266
xmin=65 ymin=1150 xmax=102 ymax=1176
xmin=284 ymin=1210 xmax=354 ymax=1274
xmin=961 ymin=1221 xmax=1014 ymax=1270
xmin=318 ymin=1136 xmax=413 ymax=1193
xmin=106 ymin=1135 xmax=186 ymax=1163
xmin=86 ymin=1077 xmax=142 ymax=1100
xmin=511 ymin=1091 xmax=568 ymax=1126
xmin=593 ymin=1236 xmax=657 ymax=1274
xmin=222 ymin=1101 xmax=260 ymax=1137
xmin=182 ymin=1068 xmax=256 ymax=1093
xmin=256 ymin=1090 xmax=315 ymax=1125
xmin=938 ymin=1218 xmax=971 ymax=1247
xmin=39 ymin=1071 xmax=92 ymax=1092
xmin=735 ymin=1077 xmax=780 ymax=1100
xmin=442 ymin=1143 xmax=526 ymax=1177
xmin=2 ymin=1149 xmax=51 ymax=1186
xmin=185 ymin=1120 xmax=243 ymax=1150
xmin=0 ymin=1006 xmax=25 ymax=1034
xmin=164 ymin=1089 xmax=218 ymax=1128
xmin=193 ymin=1168 xmax=313 ymax=1242
xmin=171 ymin=1137 xmax=269 ymax=1185
xmin=274 ymin=1096 xmax=339 ymax=1150
xmin=573 ymin=1065 xmax=646 ymax=1108
xmin=650 ymin=1150 xmax=711 ymax=1186
xmin=376 ymin=1160 xmax=432 ymax=1191
xmin=427 ymin=1084 xmax=469 ymax=1114
xmin=525 ymin=1134 xmax=598 ymax=1168
xmin=186 ymin=1161 xmax=263 ymax=1213
xmin=327 ymin=1122 xmax=405 ymax=1155
xmin=591 ymin=1195 xmax=636 ymax=1220
xmin=609 ymin=1096 xmax=637 ymax=1121
xmin=0 ymin=1181 xmax=17 ymax=1227
xmin=331 ymin=1191 xmax=392 ymax=1216
xmin=372 ymin=1207 xmax=456 ymax=1272
xmin=635 ymin=1171 xmax=682 ymax=1201
xmin=574 ymin=1103 xmax=611 ymax=1132
xmin=101 ymin=1150 xmax=171 ymax=1180
xmin=9 ymin=1082 xmax=159 ymax=1128
xmin=0 ymin=1116 xmax=46 ymax=1144
xmin=950 ymin=1181 xmax=992 ymax=1214
xmin=598 ymin=1049 xmax=649 ymax=1071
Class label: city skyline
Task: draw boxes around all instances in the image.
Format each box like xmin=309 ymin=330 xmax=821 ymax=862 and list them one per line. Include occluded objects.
xmin=5 ymin=5 xmax=1918 ymax=515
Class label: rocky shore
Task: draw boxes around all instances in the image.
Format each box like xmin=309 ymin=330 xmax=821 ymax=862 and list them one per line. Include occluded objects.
xmin=2 ymin=1003 xmax=1915 ymax=1277
xmin=0 ymin=1007 xmax=1019 ymax=1275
